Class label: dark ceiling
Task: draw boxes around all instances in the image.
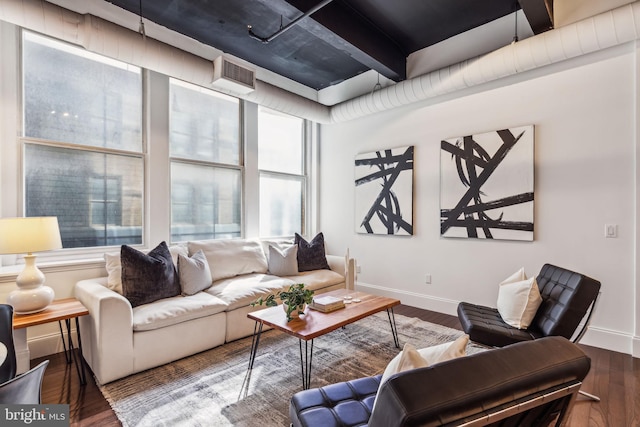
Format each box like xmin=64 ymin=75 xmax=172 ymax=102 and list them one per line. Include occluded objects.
xmin=105 ymin=0 xmax=553 ymax=91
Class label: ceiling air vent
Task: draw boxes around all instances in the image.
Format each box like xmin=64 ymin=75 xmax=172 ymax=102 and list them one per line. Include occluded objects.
xmin=211 ymin=56 xmax=256 ymax=94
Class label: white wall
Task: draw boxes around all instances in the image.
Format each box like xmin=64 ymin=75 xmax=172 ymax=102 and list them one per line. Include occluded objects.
xmin=319 ymin=42 xmax=637 ymax=355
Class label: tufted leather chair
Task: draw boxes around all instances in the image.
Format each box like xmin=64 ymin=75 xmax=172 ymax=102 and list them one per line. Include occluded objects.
xmin=457 ymin=264 xmax=601 ymax=348
xmin=0 ymin=304 xmax=16 ymax=384
xmin=0 ymin=360 xmax=48 ymax=404
xmin=290 ymin=337 xmax=591 ymax=427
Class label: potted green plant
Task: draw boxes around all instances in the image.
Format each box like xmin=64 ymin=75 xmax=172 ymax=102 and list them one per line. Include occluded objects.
xmin=251 ymin=283 xmax=315 ymax=322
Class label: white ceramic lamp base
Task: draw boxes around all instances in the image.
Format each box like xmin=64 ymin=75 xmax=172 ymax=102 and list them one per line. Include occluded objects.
xmin=7 ymin=254 xmax=55 ymax=314
xmin=7 ymin=286 xmax=55 ymax=314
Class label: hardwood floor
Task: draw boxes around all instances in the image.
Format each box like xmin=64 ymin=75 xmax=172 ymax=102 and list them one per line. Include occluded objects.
xmin=34 ymin=305 xmax=640 ymax=426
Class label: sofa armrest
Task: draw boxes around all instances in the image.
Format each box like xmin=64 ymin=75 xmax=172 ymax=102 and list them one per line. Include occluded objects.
xmin=75 ymin=278 xmax=135 ymax=384
xmin=326 ymin=255 xmax=355 ymax=290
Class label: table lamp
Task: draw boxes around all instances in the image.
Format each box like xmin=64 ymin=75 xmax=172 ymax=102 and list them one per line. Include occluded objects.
xmin=0 ymin=217 xmax=62 ymax=314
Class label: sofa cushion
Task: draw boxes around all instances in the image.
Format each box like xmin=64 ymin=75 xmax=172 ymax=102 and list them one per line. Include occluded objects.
xmin=282 ymin=269 xmax=344 ymax=292
xmin=268 ymin=244 xmax=299 ymax=276
xmin=295 ymin=233 xmax=330 ymax=272
xmin=132 ymin=292 xmax=228 ymax=332
xmin=189 ymin=239 xmax=268 ymax=282
xmin=205 ymin=273 xmax=294 ymax=311
xmin=497 ymin=269 xmax=542 ymax=329
xmin=178 ymin=250 xmax=213 ymax=296
xmin=121 ymin=242 xmax=181 ymax=308
xmin=104 ymin=244 xmax=187 ymax=295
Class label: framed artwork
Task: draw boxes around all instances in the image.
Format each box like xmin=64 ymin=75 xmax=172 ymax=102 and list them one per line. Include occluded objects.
xmin=355 ymin=145 xmax=414 ymax=235
xmin=440 ymin=126 xmax=534 ymax=241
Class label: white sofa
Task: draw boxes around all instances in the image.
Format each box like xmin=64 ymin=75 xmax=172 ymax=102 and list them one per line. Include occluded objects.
xmin=75 ymin=238 xmax=353 ymax=385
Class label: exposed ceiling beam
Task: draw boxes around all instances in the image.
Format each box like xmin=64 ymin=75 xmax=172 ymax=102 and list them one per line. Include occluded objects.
xmin=284 ymin=0 xmax=406 ymax=82
xmin=518 ymin=0 xmax=554 ymax=34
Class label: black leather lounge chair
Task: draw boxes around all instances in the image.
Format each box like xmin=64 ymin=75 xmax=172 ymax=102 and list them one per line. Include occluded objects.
xmin=457 ymin=263 xmax=601 ymax=401
xmin=290 ymin=336 xmax=590 ymax=427
xmin=0 ymin=304 xmax=17 ymax=384
xmin=457 ymin=263 xmax=601 ymax=348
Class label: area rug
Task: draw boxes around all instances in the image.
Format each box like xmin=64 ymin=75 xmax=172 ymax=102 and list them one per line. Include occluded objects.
xmin=99 ymin=312 xmax=485 ymax=427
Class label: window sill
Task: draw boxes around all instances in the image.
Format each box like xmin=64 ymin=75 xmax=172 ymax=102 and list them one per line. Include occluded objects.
xmin=0 ymin=258 xmax=105 ymax=284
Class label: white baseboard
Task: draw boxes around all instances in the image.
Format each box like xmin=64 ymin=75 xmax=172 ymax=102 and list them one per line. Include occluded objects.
xmin=14 ymin=329 xmax=78 ymax=373
xmin=579 ymin=326 xmax=633 ymax=355
xmin=355 ymin=282 xmax=459 ymax=316
xmin=633 ymin=336 xmax=640 ymax=358
xmin=355 ymin=282 xmax=637 ymax=357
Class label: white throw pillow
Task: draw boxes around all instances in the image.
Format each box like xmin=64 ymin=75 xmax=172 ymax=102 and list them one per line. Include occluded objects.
xmin=188 ymin=239 xmax=268 ymax=282
xmin=104 ymin=252 xmax=123 ymax=294
xmin=373 ymin=334 xmax=469 ymax=410
xmin=379 ymin=334 xmax=469 ymax=387
xmin=260 ymin=238 xmax=294 ymax=263
xmin=178 ymin=250 xmax=213 ymax=296
xmin=268 ymin=245 xmax=299 ymax=276
xmin=395 ymin=342 xmax=429 ymax=371
xmin=500 ymin=267 xmax=527 ymax=285
xmin=103 ymin=244 xmax=187 ymax=295
xmin=497 ymin=270 xmax=543 ymax=329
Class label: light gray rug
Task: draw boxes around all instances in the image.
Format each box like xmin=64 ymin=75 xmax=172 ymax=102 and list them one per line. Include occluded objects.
xmin=99 ymin=312 xmax=485 ymax=427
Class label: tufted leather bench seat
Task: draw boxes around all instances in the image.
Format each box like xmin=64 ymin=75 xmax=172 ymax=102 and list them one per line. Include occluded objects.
xmin=458 ymin=263 xmax=601 ymax=347
xmin=289 ymin=375 xmax=381 ymax=427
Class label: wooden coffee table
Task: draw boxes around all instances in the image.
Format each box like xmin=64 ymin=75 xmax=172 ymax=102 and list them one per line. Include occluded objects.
xmin=246 ymin=289 xmax=400 ymax=389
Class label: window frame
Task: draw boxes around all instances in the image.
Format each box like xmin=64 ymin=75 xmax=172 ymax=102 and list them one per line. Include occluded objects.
xmin=0 ymin=26 xmax=316 ymax=270
xmin=257 ymin=107 xmax=309 ymax=238
xmin=168 ymin=78 xmax=245 ymax=243
xmin=17 ymin=29 xmax=147 ymax=258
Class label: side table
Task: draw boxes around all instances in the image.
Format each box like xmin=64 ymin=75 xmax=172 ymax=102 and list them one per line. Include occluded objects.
xmin=13 ymin=298 xmax=89 ymax=385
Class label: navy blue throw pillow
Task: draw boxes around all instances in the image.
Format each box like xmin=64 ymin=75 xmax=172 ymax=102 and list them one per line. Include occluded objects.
xmin=121 ymin=241 xmax=180 ymax=307
xmin=295 ymin=232 xmax=330 ymax=272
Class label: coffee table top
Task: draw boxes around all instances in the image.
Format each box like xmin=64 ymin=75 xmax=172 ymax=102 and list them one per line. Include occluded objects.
xmin=248 ymin=289 xmax=400 ymax=341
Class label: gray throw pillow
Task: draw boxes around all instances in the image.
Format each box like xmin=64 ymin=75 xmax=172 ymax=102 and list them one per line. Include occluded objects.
xmin=295 ymin=232 xmax=330 ymax=272
xmin=178 ymin=250 xmax=213 ymax=296
xmin=268 ymin=244 xmax=298 ymax=276
xmin=121 ymin=241 xmax=181 ymax=307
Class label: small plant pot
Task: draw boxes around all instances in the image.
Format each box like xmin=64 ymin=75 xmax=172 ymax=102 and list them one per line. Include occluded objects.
xmin=283 ymin=302 xmax=306 ymax=320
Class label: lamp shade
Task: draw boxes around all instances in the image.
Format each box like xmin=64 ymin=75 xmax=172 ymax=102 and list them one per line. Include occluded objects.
xmin=0 ymin=217 xmax=62 ymax=255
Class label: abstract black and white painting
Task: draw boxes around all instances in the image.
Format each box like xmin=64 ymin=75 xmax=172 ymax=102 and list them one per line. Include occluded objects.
xmin=440 ymin=126 xmax=534 ymax=241
xmin=355 ymin=146 xmax=414 ymax=235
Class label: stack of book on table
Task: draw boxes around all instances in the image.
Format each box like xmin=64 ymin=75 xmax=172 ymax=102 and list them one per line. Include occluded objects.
xmin=309 ymin=295 xmax=345 ymax=313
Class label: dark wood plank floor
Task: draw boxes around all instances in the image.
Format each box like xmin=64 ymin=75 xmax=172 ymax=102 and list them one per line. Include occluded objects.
xmin=33 ymin=305 xmax=640 ymax=427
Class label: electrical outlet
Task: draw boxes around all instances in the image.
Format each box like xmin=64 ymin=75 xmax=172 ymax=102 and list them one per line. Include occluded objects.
xmin=605 ymin=224 xmax=618 ymax=238
xmin=356 ymin=265 xmax=361 ymax=273
xmin=425 ymin=274 xmax=432 ymax=284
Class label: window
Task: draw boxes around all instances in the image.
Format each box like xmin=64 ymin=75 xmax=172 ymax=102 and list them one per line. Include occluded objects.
xmin=90 ymin=176 xmax=122 ymax=226
xmin=22 ymin=32 xmax=143 ymax=249
xmin=258 ymin=107 xmax=306 ymax=237
xmin=169 ymin=79 xmax=242 ymax=242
